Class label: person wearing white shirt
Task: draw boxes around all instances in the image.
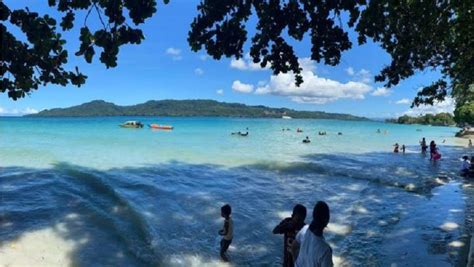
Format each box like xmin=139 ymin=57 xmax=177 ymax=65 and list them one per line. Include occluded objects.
xmin=461 ymin=156 xmax=471 ymax=176
xmin=290 ymin=201 xmax=333 ymax=267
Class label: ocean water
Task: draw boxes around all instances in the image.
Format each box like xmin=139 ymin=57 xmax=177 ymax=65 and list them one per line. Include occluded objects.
xmin=0 ymin=117 xmax=471 ymax=266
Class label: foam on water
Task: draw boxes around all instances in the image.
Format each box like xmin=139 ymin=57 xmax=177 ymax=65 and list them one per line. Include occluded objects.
xmin=0 ymin=117 xmax=472 ymax=266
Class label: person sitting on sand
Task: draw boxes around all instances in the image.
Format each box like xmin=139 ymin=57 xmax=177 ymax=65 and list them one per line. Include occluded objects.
xmin=461 ymin=156 xmax=471 ymax=176
xmin=291 ymin=201 xmax=333 ymax=267
xmin=219 ymin=204 xmax=233 ymax=262
xmin=303 ymin=136 xmax=311 ymax=143
xmin=393 ymin=143 xmax=399 ymax=153
xmin=273 ymin=204 xmax=307 ymax=267
xmin=420 ymin=138 xmax=427 ymax=153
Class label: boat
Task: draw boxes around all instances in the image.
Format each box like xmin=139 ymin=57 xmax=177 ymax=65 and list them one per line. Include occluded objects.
xmin=149 ymin=124 xmax=174 ymax=130
xmin=282 ymin=115 xmax=292 ymax=119
xmin=120 ymin=121 xmax=144 ymax=128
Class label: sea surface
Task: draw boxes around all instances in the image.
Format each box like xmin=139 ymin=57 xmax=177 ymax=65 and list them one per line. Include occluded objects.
xmin=0 ymin=117 xmax=472 ymax=266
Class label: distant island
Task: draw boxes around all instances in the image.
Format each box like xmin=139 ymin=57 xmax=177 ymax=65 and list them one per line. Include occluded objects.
xmin=27 ymin=100 xmax=368 ymax=121
xmin=386 ymin=113 xmax=455 ymax=126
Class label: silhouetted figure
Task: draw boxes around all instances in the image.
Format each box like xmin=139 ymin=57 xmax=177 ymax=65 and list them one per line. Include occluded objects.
xmin=420 ymin=138 xmax=427 ymax=153
xmin=291 ymin=201 xmax=333 ymax=267
xmin=273 ymin=204 xmax=307 ymax=267
xmin=393 ymin=143 xmax=399 ymax=153
xmin=219 ymin=204 xmax=233 ymax=262
xmin=469 ymin=139 xmax=472 ymax=148
xmin=402 ymin=145 xmax=406 ymax=154
xmin=461 ymin=156 xmax=470 ymax=177
xmin=430 ymin=141 xmax=437 ymax=160
xmin=303 ymin=136 xmax=311 ymax=143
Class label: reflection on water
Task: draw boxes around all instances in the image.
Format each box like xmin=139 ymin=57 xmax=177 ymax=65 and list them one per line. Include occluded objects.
xmin=0 ymin=117 xmax=471 ymax=266
xmin=0 ymin=149 xmax=470 ymax=266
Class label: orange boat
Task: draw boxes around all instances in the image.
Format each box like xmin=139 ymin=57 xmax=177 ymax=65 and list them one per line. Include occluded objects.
xmin=149 ymin=124 xmax=174 ymax=130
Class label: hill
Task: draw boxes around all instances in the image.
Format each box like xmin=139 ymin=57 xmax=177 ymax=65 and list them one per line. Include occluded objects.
xmin=27 ymin=100 xmax=368 ymax=120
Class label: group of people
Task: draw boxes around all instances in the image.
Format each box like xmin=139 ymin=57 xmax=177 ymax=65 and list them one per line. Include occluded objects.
xmin=301 ymin=131 xmax=342 ymax=144
xmin=418 ymin=137 xmax=442 ymax=160
xmin=393 ymin=143 xmax=406 ymax=153
xmin=219 ymin=201 xmax=333 ymax=267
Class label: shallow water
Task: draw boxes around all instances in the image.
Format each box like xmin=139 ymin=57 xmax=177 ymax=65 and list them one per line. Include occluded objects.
xmin=0 ymin=117 xmax=471 ymax=266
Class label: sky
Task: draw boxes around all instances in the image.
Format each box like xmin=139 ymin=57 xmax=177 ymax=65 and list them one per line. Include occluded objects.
xmin=0 ymin=0 xmax=455 ymax=118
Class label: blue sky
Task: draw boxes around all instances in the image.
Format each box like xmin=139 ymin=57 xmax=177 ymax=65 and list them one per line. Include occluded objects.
xmin=0 ymin=0 xmax=454 ymax=118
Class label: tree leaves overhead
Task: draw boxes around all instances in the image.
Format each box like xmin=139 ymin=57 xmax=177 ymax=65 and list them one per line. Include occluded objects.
xmin=1 ymin=0 xmax=473 ymax=125
xmin=1 ymin=0 xmax=165 ymax=100
xmin=188 ymin=0 xmax=366 ymax=86
xmin=189 ymin=0 xmax=473 ymax=121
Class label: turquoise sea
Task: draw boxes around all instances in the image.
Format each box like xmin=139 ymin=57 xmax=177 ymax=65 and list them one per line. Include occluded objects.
xmin=0 ymin=117 xmax=472 ymax=266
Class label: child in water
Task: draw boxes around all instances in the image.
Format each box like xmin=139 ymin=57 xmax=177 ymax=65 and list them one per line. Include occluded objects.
xmin=219 ymin=204 xmax=233 ymax=262
xmin=273 ymin=204 xmax=307 ymax=267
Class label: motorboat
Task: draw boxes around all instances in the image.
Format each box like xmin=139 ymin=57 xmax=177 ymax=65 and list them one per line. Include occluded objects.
xmin=120 ymin=121 xmax=144 ymax=128
xmin=149 ymin=124 xmax=174 ymax=130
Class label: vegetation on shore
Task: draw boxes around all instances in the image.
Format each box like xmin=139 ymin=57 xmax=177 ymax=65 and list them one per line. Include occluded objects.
xmin=386 ymin=113 xmax=456 ymax=126
xmin=27 ymin=100 xmax=368 ymax=120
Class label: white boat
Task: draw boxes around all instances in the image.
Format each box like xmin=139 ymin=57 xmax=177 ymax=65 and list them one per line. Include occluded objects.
xmin=120 ymin=121 xmax=144 ymax=128
xmin=282 ymin=115 xmax=292 ymax=119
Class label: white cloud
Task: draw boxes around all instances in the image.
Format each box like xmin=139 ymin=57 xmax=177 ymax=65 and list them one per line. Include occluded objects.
xmin=253 ymin=58 xmax=372 ymax=104
xmin=232 ymin=80 xmax=254 ymax=93
xmin=216 ymin=89 xmax=224 ymax=95
xmin=404 ymin=96 xmax=455 ymax=116
xmin=230 ymin=53 xmax=268 ymax=71
xmin=165 ymin=47 xmax=182 ymax=60
xmin=371 ymin=87 xmax=392 ymax=96
xmin=194 ymin=68 xmax=204 ymax=75
xmin=345 ymin=67 xmax=372 ymax=84
xmin=396 ymin=98 xmax=411 ymax=105
xmin=345 ymin=67 xmax=355 ymax=76
xmin=0 ymin=106 xmax=39 ymax=115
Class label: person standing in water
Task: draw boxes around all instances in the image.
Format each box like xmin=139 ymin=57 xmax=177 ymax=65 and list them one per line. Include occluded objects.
xmin=219 ymin=204 xmax=233 ymax=262
xmin=429 ymin=141 xmax=437 ymax=160
xmin=420 ymin=138 xmax=427 ymax=153
xmin=393 ymin=143 xmax=399 ymax=153
xmin=273 ymin=204 xmax=307 ymax=267
xmin=402 ymin=145 xmax=406 ymax=154
xmin=291 ymin=201 xmax=333 ymax=267
xmin=469 ymin=139 xmax=472 ymax=148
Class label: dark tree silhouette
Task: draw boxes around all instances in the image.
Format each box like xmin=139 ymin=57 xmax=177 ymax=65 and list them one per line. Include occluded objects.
xmin=1 ymin=1 xmax=473 ymax=124
xmin=0 ymin=0 xmax=168 ymax=100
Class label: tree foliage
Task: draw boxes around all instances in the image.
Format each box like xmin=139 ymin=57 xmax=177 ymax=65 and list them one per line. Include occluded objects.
xmin=0 ymin=0 xmax=168 ymax=99
xmin=454 ymin=102 xmax=474 ymax=126
xmin=1 ymin=0 xmax=473 ymax=124
xmin=388 ymin=113 xmax=456 ymax=127
xmin=28 ymin=99 xmax=367 ymax=120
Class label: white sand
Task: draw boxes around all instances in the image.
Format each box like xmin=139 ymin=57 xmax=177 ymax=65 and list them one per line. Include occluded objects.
xmin=0 ymin=226 xmax=76 ymax=267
